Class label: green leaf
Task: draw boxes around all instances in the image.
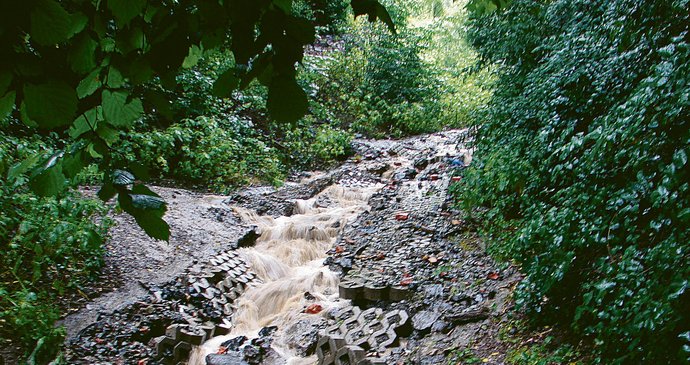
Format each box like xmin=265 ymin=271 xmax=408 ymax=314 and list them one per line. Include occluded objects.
xmin=375 ymin=3 xmax=396 ymax=34
xmin=127 ymin=58 xmax=154 ymax=85
xmin=69 ymin=108 xmax=99 ymax=138
xmin=102 ymin=90 xmax=143 ymax=127
xmin=112 ymin=169 xmax=135 ymax=186
xmin=285 ymin=17 xmax=316 ymax=45
xmin=267 ymin=75 xmax=308 ymax=122
xmin=101 ymin=37 xmax=116 ymax=52
xmin=182 ymin=45 xmax=203 ymax=68
xmin=68 ymin=34 xmax=98 ymax=73
xmin=19 ymin=102 xmax=39 ymax=128
xmin=143 ymin=90 xmax=173 ymax=120
xmin=107 ymin=67 xmax=125 ymax=88
xmin=0 ymin=91 xmax=16 ymax=120
xmin=30 ymin=163 xmax=66 ymax=197
xmin=107 ymin=0 xmax=146 ymax=27
xmin=212 ymin=68 xmax=240 ymax=97
xmin=131 ymin=194 xmax=166 ymax=211
xmin=135 ymin=215 xmax=170 ymax=241
xmin=23 ymin=82 xmax=78 ymax=128
xmin=77 ymin=68 xmax=102 ymax=99
xmin=117 ymin=190 xmax=170 ymax=241
xmin=30 ymin=0 xmax=76 ymax=45
xmin=128 ymin=162 xmax=151 ymax=181
xmin=70 ymin=12 xmax=89 ymax=35
xmin=96 ymin=124 xmax=120 ymax=145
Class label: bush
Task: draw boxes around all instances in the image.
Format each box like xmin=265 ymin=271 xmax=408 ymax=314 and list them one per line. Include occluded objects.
xmin=270 ymin=117 xmax=353 ymax=168
xmin=117 ymin=116 xmax=285 ymax=192
xmin=0 ymin=131 xmax=109 ymax=361
xmin=312 ymin=7 xmax=449 ymax=138
xmin=457 ymin=0 xmax=690 ymax=363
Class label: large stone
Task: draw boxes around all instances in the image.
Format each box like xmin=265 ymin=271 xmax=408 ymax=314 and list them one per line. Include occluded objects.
xmin=411 ymin=310 xmax=441 ymax=333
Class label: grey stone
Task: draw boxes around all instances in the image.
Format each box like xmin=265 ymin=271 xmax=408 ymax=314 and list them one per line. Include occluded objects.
xmin=206 ymin=353 xmax=248 ymax=365
xmin=411 ymin=311 xmax=441 ymax=333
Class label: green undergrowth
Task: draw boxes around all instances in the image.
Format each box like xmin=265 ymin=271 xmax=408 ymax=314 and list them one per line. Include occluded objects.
xmin=0 ymin=130 xmax=110 ymax=362
xmin=500 ymin=319 xmax=589 ymax=365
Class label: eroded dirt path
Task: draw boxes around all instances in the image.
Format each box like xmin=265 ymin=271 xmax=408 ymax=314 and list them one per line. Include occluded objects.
xmin=62 ymin=130 xmax=521 ymax=365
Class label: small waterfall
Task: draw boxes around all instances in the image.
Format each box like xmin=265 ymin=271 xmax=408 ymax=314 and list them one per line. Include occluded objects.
xmin=188 ymin=184 xmax=378 ymax=365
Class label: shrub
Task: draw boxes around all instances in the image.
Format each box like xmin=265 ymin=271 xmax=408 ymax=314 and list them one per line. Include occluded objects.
xmin=117 ymin=116 xmax=285 ymax=192
xmin=0 ymin=131 xmax=109 ymax=361
xmin=457 ymin=0 xmax=690 ymax=363
xmin=270 ymin=117 xmax=353 ymax=168
xmin=312 ymin=9 xmax=449 ymax=137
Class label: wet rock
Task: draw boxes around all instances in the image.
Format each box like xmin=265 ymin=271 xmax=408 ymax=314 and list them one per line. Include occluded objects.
xmin=367 ymin=163 xmax=389 ymax=175
xmin=285 ymin=320 xmax=321 ymax=356
xmin=221 ymin=336 xmax=248 ymax=351
xmin=237 ymin=227 xmax=260 ymax=247
xmin=337 ymin=257 xmax=353 ymax=271
xmin=412 ymin=311 xmax=441 ymax=333
xmin=413 ymin=158 xmax=429 ymax=170
xmin=431 ymin=320 xmax=449 ymax=333
xmin=206 ymin=353 xmax=248 ymax=365
xmin=424 ymin=284 xmax=444 ymax=298
xmin=258 ymin=326 xmax=278 ymax=337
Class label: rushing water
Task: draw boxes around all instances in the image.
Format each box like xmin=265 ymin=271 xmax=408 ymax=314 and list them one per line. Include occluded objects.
xmin=189 ymin=184 xmax=379 ymax=365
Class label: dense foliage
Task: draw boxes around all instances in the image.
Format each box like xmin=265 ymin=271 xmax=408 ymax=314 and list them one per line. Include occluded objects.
xmin=0 ymin=131 xmax=109 ymax=362
xmin=457 ymin=0 xmax=690 ymax=363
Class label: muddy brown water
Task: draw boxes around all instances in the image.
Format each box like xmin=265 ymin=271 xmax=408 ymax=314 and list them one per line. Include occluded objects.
xmin=189 ymin=185 xmax=380 ymax=364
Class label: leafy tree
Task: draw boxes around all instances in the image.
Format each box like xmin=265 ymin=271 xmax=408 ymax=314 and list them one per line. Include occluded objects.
xmin=0 ymin=0 xmax=394 ymax=240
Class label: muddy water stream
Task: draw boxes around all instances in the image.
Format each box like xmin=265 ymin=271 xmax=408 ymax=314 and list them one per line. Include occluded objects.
xmin=189 ymin=184 xmax=380 ymax=364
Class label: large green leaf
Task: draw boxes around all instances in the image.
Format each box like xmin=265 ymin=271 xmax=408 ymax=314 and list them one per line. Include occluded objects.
xmin=8 ymin=155 xmax=41 ymax=181
xmin=98 ymin=182 xmax=117 ymax=202
xmin=69 ymin=107 xmax=99 ymax=138
xmin=102 ymin=90 xmax=143 ymax=127
xmin=62 ymin=150 xmax=88 ymax=179
xmin=23 ymin=82 xmax=78 ymax=128
xmin=117 ymin=187 xmax=170 ymax=241
xmin=285 ymin=16 xmax=316 ymax=45
xmin=107 ymin=67 xmax=125 ymax=88
xmin=182 ymin=45 xmax=204 ymax=68
xmin=107 ymin=0 xmax=146 ymax=27
xmin=267 ymin=75 xmax=308 ymax=122
xmin=76 ymin=68 xmax=102 ymax=99
xmin=273 ymin=0 xmax=293 ymax=13
xmin=30 ymin=0 xmax=76 ymax=45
